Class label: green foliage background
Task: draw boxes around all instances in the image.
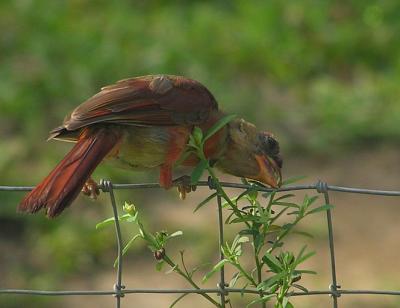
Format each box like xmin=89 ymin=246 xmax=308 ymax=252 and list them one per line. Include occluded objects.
xmin=0 ymin=1 xmax=399 ymax=307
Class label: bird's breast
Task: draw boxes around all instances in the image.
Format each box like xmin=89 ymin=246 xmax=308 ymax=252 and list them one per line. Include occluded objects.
xmin=108 ymin=126 xmax=189 ymax=170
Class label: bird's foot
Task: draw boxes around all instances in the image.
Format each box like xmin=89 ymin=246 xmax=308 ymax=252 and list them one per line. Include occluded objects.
xmin=82 ymin=178 xmax=100 ymax=199
xmin=173 ymin=175 xmax=197 ymax=200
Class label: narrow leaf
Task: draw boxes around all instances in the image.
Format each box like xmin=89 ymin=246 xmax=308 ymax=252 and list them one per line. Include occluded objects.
xmin=246 ymin=294 xmax=275 ymax=307
xmin=156 ymin=261 xmax=164 ymax=272
xmin=257 ymin=272 xmax=286 ymax=290
xmin=273 ymin=201 xmax=299 ymax=208
xmin=168 ymin=231 xmax=183 ymax=239
xmin=295 ymin=251 xmax=316 ymax=267
xmin=169 ymin=293 xmax=189 ymax=308
xmin=190 ymin=159 xmax=208 ymax=185
xmin=229 ymin=272 xmax=241 ymax=287
xmin=96 ymin=217 xmax=116 ymax=229
xmin=262 ymin=253 xmax=283 ymax=273
xmin=307 ymin=204 xmax=334 ymax=215
xmin=165 ymin=264 xmax=178 ymax=274
xmin=292 ymin=284 xmax=309 ymax=293
xmin=281 ymin=175 xmax=307 ymax=186
xmin=294 ymin=269 xmax=317 ymax=275
xmin=274 ymin=194 xmax=295 ymax=202
xmin=192 ymin=126 xmax=203 ymax=145
xmin=293 ymin=230 xmax=314 ymax=238
xmin=202 ymin=259 xmax=229 ymax=283
xmin=194 ymin=192 xmax=218 ymax=212
xmin=174 ymin=149 xmax=192 ymax=166
xmin=284 ymin=300 xmax=294 ymax=308
xmin=114 ymin=234 xmax=141 ymax=267
xmin=96 ymin=214 xmax=130 ymax=229
xmin=203 ymin=114 xmax=237 ymax=142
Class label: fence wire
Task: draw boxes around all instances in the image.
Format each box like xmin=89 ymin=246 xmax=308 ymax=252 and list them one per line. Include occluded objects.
xmin=1 ymin=180 xmax=400 ymax=308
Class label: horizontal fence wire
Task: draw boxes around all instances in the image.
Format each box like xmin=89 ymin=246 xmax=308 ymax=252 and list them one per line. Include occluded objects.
xmin=1 ymin=180 xmax=400 ymax=308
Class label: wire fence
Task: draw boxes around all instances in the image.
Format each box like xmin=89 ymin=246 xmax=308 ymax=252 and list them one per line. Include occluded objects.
xmin=1 ymin=180 xmax=400 ymax=307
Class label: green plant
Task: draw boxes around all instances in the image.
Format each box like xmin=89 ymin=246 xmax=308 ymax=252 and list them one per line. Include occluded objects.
xmin=97 ymin=116 xmax=333 ymax=307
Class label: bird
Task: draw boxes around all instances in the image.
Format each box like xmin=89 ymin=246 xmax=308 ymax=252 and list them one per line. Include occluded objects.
xmin=18 ymin=75 xmax=282 ymax=218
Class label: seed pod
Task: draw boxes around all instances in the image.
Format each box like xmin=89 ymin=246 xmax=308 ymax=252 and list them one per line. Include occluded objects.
xmin=154 ymin=248 xmax=165 ymax=260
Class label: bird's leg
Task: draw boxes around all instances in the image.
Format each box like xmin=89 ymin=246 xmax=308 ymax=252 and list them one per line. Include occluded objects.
xmin=82 ymin=177 xmax=100 ymax=199
xmin=159 ymin=165 xmax=196 ymax=199
xmin=173 ymin=175 xmax=197 ymax=200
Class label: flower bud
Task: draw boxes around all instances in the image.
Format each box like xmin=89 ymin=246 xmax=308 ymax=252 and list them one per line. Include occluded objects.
xmin=154 ymin=248 xmax=165 ymax=260
xmin=123 ymin=202 xmax=137 ymax=215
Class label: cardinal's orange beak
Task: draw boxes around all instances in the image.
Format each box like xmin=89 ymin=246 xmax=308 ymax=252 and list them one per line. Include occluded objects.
xmin=254 ymin=155 xmax=282 ymax=188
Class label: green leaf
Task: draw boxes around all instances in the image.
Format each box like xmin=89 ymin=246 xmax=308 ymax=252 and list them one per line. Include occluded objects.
xmin=274 ymin=194 xmax=295 ymax=202
xmin=246 ymin=294 xmax=275 ymax=307
xmin=293 ymin=230 xmax=314 ymax=238
xmin=190 ymin=159 xmax=208 ymax=185
xmin=174 ymin=149 xmax=192 ymax=166
xmin=307 ymin=204 xmax=334 ymax=215
xmin=293 ymin=269 xmax=317 ymax=275
xmin=192 ymin=126 xmax=203 ymax=145
xmin=303 ymin=195 xmax=319 ymax=207
xmin=266 ymin=225 xmax=282 ymax=234
xmin=95 ymin=214 xmax=130 ymax=229
xmin=283 ymin=298 xmax=294 ymax=308
xmin=138 ymin=221 xmax=158 ymax=248
xmin=168 ymin=231 xmax=183 ymax=239
xmin=169 ymin=293 xmax=189 ymax=308
xmin=122 ymin=234 xmax=141 ymax=256
xmin=294 ymin=246 xmax=316 ymax=267
xmin=282 ymin=296 xmax=289 ymax=307
xmin=281 ymin=175 xmax=307 ymax=186
xmin=230 ymin=216 xmax=258 ymax=223
xmin=239 ymin=229 xmax=257 ymax=236
xmin=257 ymin=272 xmax=286 ymax=290
xmin=203 ymin=114 xmax=237 ymax=143
xmin=229 ymin=272 xmax=241 ymax=287
xmin=156 ymin=261 xmax=165 ymax=272
xmin=273 ymin=201 xmax=299 ymax=208
xmin=194 ymin=192 xmax=218 ymax=212
xmin=233 ymin=235 xmax=250 ymax=246
xmin=202 ymin=259 xmax=229 ymax=283
xmin=165 ymin=264 xmax=178 ymax=274
xmin=292 ymin=283 xmax=309 ymax=293
xmin=114 ymin=234 xmax=142 ymax=267
xmin=262 ymin=253 xmax=283 ymax=273
xmin=96 ymin=217 xmax=115 ymax=229
xmin=248 ymin=189 xmax=258 ymax=201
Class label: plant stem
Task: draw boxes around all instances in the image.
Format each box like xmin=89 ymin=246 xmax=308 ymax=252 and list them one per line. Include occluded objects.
xmin=268 ymin=215 xmax=303 ymax=253
xmin=206 ymin=166 xmax=251 ymax=229
xmin=253 ymin=234 xmax=266 ymax=308
xmin=232 ymin=262 xmax=257 ymax=287
xmin=163 ymin=255 xmax=221 ymax=307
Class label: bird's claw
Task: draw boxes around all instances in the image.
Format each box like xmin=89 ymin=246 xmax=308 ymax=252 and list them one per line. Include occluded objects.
xmin=82 ymin=178 xmax=100 ymax=199
xmin=173 ymin=175 xmax=197 ymax=200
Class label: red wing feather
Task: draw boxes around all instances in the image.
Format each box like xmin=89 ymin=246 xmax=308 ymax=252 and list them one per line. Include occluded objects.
xmin=61 ymin=75 xmax=218 ymax=133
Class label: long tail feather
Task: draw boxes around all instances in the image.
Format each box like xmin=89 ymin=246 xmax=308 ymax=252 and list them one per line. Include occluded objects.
xmin=18 ymin=127 xmax=121 ymax=218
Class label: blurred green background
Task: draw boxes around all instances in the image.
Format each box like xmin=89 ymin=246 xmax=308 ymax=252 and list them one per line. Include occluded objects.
xmin=1 ymin=1 xmax=400 ymax=307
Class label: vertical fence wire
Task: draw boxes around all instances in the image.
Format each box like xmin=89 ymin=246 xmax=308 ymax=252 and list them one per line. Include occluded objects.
xmin=317 ymin=181 xmax=340 ymax=308
xmin=1 ymin=181 xmax=400 ymax=307
xmin=100 ymin=180 xmax=125 ymax=308
xmin=217 ymin=194 xmax=227 ymax=307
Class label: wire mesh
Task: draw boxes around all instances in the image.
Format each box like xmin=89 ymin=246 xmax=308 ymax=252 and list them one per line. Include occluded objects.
xmin=1 ymin=180 xmax=400 ymax=308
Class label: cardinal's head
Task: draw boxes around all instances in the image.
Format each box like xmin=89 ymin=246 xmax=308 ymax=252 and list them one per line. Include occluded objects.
xmin=215 ymin=118 xmax=282 ymax=188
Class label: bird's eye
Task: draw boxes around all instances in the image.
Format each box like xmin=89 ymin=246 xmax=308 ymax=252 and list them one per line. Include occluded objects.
xmin=260 ymin=134 xmax=280 ymax=155
xmin=266 ymin=136 xmax=278 ymax=148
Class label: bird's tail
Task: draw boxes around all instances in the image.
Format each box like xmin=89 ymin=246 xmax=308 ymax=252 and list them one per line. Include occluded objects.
xmin=18 ymin=126 xmax=121 ymax=218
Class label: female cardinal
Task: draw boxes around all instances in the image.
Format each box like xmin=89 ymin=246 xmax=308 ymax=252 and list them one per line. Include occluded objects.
xmin=19 ymin=75 xmax=282 ymax=218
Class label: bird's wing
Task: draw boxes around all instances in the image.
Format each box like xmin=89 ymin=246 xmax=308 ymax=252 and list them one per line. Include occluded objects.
xmin=59 ymin=75 xmax=218 ymax=133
